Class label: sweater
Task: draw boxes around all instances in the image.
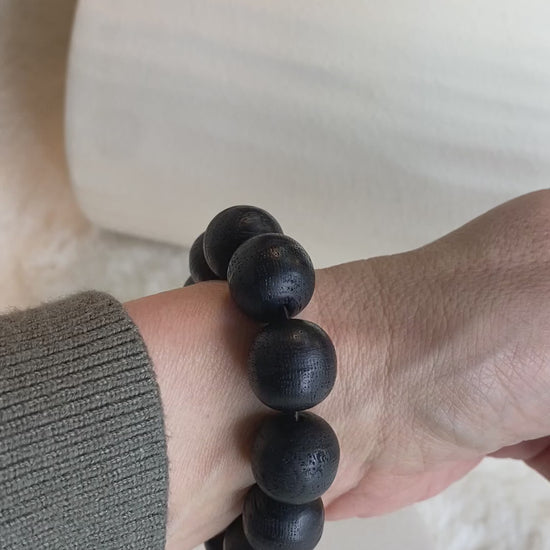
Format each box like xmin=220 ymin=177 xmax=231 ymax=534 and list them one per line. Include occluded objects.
xmin=0 ymin=292 xmax=167 ymax=549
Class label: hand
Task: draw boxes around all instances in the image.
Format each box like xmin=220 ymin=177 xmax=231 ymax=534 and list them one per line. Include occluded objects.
xmin=322 ymin=189 xmax=550 ymax=520
xmin=125 ymin=190 xmax=550 ymax=549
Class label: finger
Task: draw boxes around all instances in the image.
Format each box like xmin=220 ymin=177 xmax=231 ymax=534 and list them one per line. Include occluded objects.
xmin=525 ymin=442 xmax=550 ymax=480
xmin=325 ymin=459 xmax=481 ymax=521
xmin=489 ymin=436 xmax=550 ymax=460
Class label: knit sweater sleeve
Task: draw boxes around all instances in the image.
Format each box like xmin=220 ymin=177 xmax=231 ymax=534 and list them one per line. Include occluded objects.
xmin=0 ymin=291 xmax=168 ymax=549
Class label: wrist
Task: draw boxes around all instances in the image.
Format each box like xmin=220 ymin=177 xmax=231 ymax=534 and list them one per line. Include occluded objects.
xmin=309 ymin=262 xmax=394 ymax=514
xmin=125 ymin=283 xmax=260 ymax=549
xmin=124 ymin=262 xmax=391 ymax=547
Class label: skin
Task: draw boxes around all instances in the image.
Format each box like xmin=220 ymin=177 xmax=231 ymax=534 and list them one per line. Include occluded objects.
xmin=125 ymin=190 xmax=550 ymax=550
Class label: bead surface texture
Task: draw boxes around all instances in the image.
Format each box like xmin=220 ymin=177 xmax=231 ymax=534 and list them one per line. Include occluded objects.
xmin=248 ymin=319 xmax=336 ymax=411
xmin=251 ymin=412 xmax=340 ymax=505
xmin=243 ymin=485 xmax=324 ymax=550
xmin=203 ymin=205 xmax=283 ymax=279
xmin=223 ymin=517 xmax=254 ymax=550
xmin=189 ymin=232 xmax=219 ymax=282
xmin=227 ymin=233 xmax=315 ymax=322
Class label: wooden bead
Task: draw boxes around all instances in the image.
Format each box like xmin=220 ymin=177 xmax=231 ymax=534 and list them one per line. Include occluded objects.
xmin=251 ymin=412 xmax=339 ymax=505
xmin=205 ymin=531 xmax=225 ymax=550
xmin=223 ymin=517 xmax=254 ymax=550
xmin=227 ymin=234 xmax=315 ymax=322
xmin=183 ymin=276 xmax=195 ymax=287
xmin=204 ymin=206 xmax=283 ymax=279
xmin=243 ymin=485 xmax=324 ymax=550
xmin=190 ymin=233 xmax=219 ymax=282
xmin=248 ymin=319 xmax=336 ymax=411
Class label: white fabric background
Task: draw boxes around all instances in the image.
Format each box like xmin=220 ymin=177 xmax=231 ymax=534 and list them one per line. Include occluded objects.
xmin=67 ymin=0 xmax=549 ymax=266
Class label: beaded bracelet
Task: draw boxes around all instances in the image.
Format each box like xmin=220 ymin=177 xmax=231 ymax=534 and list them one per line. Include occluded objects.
xmin=185 ymin=206 xmax=339 ymax=550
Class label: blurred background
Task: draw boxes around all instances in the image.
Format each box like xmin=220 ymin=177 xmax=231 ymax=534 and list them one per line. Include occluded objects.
xmin=1 ymin=1 xmax=549 ymax=548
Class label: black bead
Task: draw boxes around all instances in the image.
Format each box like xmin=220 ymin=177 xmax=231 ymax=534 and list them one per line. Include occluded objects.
xmin=251 ymin=412 xmax=339 ymax=505
xmin=204 ymin=205 xmax=283 ymax=279
xmin=223 ymin=517 xmax=254 ymax=550
xmin=243 ymin=485 xmax=324 ymax=550
xmin=227 ymin=234 xmax=315 ymax=322
xmin=183 ymin=276 xmax=195 ymax=287
xmin=205 ymin=530 xmax=226 ymax=550
xmin=190 ymin=233 xmax=219 ymax=282
xmin=248 ymin=319 xmax=336 ymax=411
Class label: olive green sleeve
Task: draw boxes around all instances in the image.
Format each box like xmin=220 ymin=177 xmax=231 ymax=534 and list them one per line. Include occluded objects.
xmin=0 ymin=291 xmax=168 ymax=549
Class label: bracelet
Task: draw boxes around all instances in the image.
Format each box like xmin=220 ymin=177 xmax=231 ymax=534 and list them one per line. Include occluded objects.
xmin=186 ymin=206 xmax=339 ymax=550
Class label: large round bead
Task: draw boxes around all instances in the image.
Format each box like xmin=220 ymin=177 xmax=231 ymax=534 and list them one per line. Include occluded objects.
xmin=204 ymin=531 xmax=225 ymax=550
xmin=223 ymin=517 xmax=254 ymax=550
xmin=251 ymin=412 xmax=339 ymax=505
xmin=203 ymin=205 xmax=283 ymax=279
xmin=248 ymin=319 xmax=336 ymax=411
xmin=190 ymin=233 xmax=219 ymax=282
xmin=227 ymin=234 xmax=315 ymax=322
xmin=243 ymin=485 xmax=324 ymax=550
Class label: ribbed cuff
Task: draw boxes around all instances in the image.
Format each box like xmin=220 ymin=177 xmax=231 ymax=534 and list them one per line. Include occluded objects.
xmin=0 ymin=292 xmax=167 ymax=549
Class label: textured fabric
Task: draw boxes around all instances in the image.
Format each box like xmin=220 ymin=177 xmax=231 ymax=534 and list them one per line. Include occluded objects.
xmin=69 ymin=1 xmax=548 ymax=266
xmin=0 ymin=292 xmax=167 ymax=549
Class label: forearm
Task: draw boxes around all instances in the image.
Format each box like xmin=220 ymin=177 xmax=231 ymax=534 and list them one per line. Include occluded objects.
xmin=125 ymin=283 xmax=259 ymax=549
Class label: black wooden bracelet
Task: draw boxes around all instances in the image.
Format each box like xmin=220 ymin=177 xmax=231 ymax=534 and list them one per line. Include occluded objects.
xmin=187 ymin=206 xmax=339 ymax=550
